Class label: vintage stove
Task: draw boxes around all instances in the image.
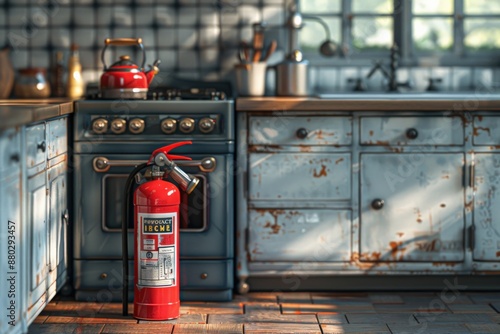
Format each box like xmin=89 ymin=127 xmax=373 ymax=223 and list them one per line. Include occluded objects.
xmin=72 ymin=84 xmax=234 ymax=302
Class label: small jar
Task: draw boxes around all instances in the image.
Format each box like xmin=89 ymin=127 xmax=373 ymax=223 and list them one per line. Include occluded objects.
xmin=14 ymin=68 xmax=51 ymax=98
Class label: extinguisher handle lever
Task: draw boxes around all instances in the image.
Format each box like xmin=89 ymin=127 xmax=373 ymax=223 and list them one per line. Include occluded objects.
xmin=148 ymin=141 xmax=193 ymax=164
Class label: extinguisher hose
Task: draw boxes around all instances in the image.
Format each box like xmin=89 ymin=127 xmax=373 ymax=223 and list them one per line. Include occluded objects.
xmin=122 ymin=162 xmax=149 ymax=316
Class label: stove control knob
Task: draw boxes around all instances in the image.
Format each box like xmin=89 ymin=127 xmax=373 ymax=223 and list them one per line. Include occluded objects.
xmin=179 ymin=117 xmax=195 ymax=133
xmin=199 ymin=117 xmax=216 ymax=134
xmin=161 ymin=118 xmax=177 ymax=134
xmin=92 ymin=118 xmax=108 ymax=134
xmin=129 ymin=118 xmax=145 ymax=134
xmin=110 ymin=118 xmax=127 ymax=134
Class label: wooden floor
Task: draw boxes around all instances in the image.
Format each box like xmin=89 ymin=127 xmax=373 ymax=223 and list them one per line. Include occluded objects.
xmin=28 ymin=291 xmax=500 ymax=333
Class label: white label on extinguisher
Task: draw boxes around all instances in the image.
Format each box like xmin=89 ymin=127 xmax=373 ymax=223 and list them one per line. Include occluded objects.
xmin=137 ymin=212 xmax=177 ymax=287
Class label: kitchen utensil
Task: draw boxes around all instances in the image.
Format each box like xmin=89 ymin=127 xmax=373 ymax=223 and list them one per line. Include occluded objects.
xmin=262 ymin=40 xmax=277 ymax=62
xmin=276 ymin=49 xmax=309 ymax=96
xmin=14 ymin=67 xmax=51 ymax=98
xmin=100 ymin=38 xmax=160 ymax=99
xmin=252 ymin=23 xmax=266 ymax=62
xmin=238 ymin=41 xmax=251 ymax=63
xmin=0 ymin=47 xmax=14 ymax=99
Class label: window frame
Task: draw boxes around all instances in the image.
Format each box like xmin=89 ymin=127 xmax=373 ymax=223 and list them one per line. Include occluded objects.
xmin=300 ymin=0 xmax=500 ymax=67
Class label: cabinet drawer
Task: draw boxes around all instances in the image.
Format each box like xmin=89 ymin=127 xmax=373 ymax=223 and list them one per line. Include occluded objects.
xmin=248 ymin=209 xmax=351 ymax=262
xmin=360 ymin=116 xmax=463 ymax=146
xmin=74 ymin=260 xmax=232 ymax=290
xmin=473 ymin=116 xmax=500 ymax=146
xmin=180 ymin=260 xmax=233 ymax=289
xmin=26 ymin=122 xmax=46 ymax=173
xmin=47 ymin=117 xmax=67 ymax=159
xmin=248 ymin=153 xmax=351 ymax=201
xmin=0 ymin=128 xmax=21 ymax=175
xmin=249 ymin=116 xmax=352 ymax=146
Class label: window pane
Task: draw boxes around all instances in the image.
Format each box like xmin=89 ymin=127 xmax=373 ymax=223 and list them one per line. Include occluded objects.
xmin=465 ymin=0 xmax=500 ymax=14
xmin=413 ymin=0 xmax=453 ymax=14
xmin=352 ymin=17 xmax=392 ymax=51
xmin=352 ymin=0 xmax=392 ymax=13
xmin=300 ymin=17 xmax=341 ymax=53
xmin=301 ymin=0 xmax=341 ymax=13
xmin=465 ymin=19 xmax=500 ymax=50
xmin=413 ymin=18 xmax=453 ymax=51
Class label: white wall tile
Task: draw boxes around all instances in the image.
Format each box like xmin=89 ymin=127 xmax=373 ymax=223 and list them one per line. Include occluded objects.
xmin=199 ymin=27 xmax=220 ymax=48
xmin=31 ymin=8 xmax=50 ymax=28
xmin=113 ymin=6 xmax=134 ymax=26
xmin=451 ymin=67 xmax=472 ymax=90
xmin=156 ymin=29 xmax=175 ymax=48
xmin=51 ymin=7 xmax=71 ymax=26
xmin=50 ymin=28 xmax=71 ymax=48
xmin=179 ymin=7 xmax=198 ymax=25
xmin=30 ymin=49 xmax=50 ymax=68
xmin=430 ymin=67 xmax=451 ymax=91
xmin=96 ymin=6 xmax=112 ymax=26
xmin=411 ymin=67 xmax=432 ymax=91
xmin=135 ymin=6 xmax=154 ymax=26
xmin=10 ymin=49 xmax=29 ymax=69
xmin=473 ymin=68 xmax=493 ymax=89
xmin=30 ymin=28 xmax=49 ymax=47
xmin=238 ymin=5 xmax=261 ymax=25
xmin=262 ymin=5 xmax=285 ymax=25
xmin=200 ymin=48 xmax=219 ymax=69
xmin=75 ymin=7 xmax=95 ymax=26
xmin=135 ymin=27 xmax=155 ymax=47
xmin=74 ymin=28 xmax=96 ymax=48
xmin=177 ymin=28 xmax=197 ymax=49
xmin=157 ymin=49 xmax=177 ymax=70
xmin=199 ymin=6 xmax=219 ymax=26
xmin=155 ymin=6 xmax=176 ymax=27
xmin=178 ymin=50 xmax=198 ymax=70
xmin=8 ymin=7 xmax=29 ymax=26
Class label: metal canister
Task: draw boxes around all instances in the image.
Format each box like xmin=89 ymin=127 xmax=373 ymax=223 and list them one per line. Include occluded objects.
xmin=276 ymin=50 xmax=309 ymax=96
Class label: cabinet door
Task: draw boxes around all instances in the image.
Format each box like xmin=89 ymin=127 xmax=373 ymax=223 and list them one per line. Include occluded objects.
xmin=248 ymin=209 xmax=351 ymax=262
xmin=48 ymin=163 xmax=67 ymax=277
xmin=47 ymin=117 xmax=67 ymax=160
xmin=360 ymin=153 xmax=465 ymax=262
xmin=473 ymin=153 xmax=500 ymax=261
xmin=25 ymin=123 xmax=46 ymax=176
xmin=248 ymin=153 xmax=351 ymax=201
xmin=27 ymin=172 xmax=48 ymax=307
xmin=0 ymin=176 xmax=23 ymax=334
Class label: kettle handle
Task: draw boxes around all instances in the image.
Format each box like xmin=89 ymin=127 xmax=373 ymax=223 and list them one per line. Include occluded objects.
xmin=101 ymin=38 xmax=145 ymax=70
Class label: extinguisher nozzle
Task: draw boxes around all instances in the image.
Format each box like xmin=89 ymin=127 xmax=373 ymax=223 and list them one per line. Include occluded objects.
xmin=185 ymin=177 xmax=200 ymax=195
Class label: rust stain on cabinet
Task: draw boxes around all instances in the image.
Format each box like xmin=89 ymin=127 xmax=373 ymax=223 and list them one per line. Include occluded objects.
xmin=473 ymin=126 xmax=491 ymax=136
xmin=313 ymin=165 xmax=328 ymax=178
xmin=389 ymin=241 xmax=406 ymax=260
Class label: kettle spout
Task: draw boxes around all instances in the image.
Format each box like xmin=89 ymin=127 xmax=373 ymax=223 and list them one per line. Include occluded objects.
xmin=145 ymin=59 xmax=161 ymax=85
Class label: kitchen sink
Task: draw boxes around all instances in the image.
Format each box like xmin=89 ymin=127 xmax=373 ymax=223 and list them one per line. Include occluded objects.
xmin=317 ymin=91 xmax=500 ymax=100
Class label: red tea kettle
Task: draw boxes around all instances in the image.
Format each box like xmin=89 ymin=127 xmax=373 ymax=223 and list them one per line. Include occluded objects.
xmin=100 ymin=38 xmax=160 ymax=99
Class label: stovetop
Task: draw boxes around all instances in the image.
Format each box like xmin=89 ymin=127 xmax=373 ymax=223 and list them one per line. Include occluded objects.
xmin=85 ymin=77 xmax=233 ymax=101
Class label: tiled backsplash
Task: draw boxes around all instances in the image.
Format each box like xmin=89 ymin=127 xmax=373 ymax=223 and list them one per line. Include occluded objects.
xmin=1 ymin=0 xmax=499 ymax=94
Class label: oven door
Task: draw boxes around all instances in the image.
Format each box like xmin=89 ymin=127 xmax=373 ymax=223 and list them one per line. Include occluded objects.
xmin=73 ymin=153 xmax=233 ymax=260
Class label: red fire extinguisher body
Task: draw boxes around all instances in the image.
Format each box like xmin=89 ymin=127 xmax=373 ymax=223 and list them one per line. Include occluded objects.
xmin=133 ymin=178 xmax=180 ymax=320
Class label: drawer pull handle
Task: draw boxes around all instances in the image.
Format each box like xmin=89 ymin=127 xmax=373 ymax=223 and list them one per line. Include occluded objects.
xmin=200 ymin=273 xmax=208 ymax=279
xmin=10 ymin=153 xmax=20 ymax=162
xmin=371 ymin=199 xmax=384 ymax=210
xmin=37 ymin=141 xmax=46 ymax=152
xmin=296 ymin=128 xmax=308 ymax=139
xmin=406 ymin=128 xmax=418 ymax=139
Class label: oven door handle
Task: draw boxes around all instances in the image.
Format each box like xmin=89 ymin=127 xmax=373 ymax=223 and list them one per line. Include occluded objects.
xmin=93 ymin=157 xmax=216 ymax=173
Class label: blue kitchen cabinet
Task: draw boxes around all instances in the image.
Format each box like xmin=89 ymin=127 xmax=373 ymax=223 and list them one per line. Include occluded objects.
xmin=0 ymin=128 xmax=25 ymax=334
xmin=24 ymin=116 xmax=69 ymax=326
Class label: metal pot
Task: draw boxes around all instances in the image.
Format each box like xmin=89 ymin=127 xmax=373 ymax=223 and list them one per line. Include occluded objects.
xmin=100 ymin=38 xmax=160 ymax=99
xmin=276 ymin=50 xmax=309 ymax=96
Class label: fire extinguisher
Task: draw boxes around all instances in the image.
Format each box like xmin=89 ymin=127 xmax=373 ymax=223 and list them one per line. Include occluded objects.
xmin=121 ymin=141 xmax=199 ymax=320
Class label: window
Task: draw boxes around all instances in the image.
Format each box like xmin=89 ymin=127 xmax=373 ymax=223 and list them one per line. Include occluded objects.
xmin=298 ymin=0 xmax=500 ymax=65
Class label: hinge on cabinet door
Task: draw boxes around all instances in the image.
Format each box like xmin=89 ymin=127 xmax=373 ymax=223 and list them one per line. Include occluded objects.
xmin=468 ymin=225 xmax=475 ymax=251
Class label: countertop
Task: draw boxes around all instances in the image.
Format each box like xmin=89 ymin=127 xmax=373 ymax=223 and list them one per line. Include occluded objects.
xmin=0 ymin=98 xmax=75 ymax=132
xmin=236 ymin=93 xmax=500 ymax=111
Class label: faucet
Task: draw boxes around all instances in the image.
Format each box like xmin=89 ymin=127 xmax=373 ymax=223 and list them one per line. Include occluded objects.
xmin=366 ymin=44 xmax=411 ymax=92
